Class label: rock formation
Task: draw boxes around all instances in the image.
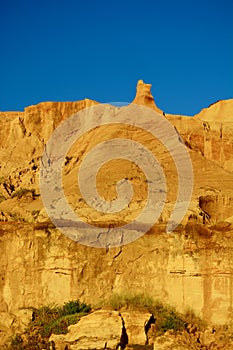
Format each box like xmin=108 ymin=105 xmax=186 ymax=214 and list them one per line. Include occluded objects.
xmin=50 ymin=310 xmax=123 ymax=350
xmin=0 ymin=80 xmax=233 ymax=347
xmin=49 ymin=310 xmax=152 ymax=349
xmin=132 ymin=79 xmax=163 ymax=114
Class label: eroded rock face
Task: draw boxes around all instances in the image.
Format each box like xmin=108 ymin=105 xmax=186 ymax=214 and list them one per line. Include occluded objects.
xmin=168 ymin=103 xmax=233 ymax=173
xmin=0 ymin=80 xmax=233 ymax=346
xmin=1 ymin=223 xmax=233 ymax=334
xmin=0 ymin=98 xmax=98 ymax=176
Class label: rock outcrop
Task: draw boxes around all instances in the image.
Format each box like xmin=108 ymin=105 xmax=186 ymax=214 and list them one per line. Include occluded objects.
xmin=120 ymin=311 xmax=152 ymax=345
xmin=0 ymin=80 xmax=233 ymax=347
xmin=132 ymin=79 xmax=163 ymax=114
xmin=168 ymin=100 xmax=233 ymax=172
xmin=49 ymin=310 xmax=152 ymax=349
xmin=50 ymin=310 xmax=123 ymax=350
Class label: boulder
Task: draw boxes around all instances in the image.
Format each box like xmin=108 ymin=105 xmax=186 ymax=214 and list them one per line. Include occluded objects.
xmin=121 ymin=311 xmax=152 ymax=345
xmin=49 ymin=310 xmax=123 ymax=350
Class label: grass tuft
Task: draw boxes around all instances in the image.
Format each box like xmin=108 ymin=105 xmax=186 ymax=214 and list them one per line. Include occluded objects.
xmin=103 ymin=292 xmax=155 ymax=311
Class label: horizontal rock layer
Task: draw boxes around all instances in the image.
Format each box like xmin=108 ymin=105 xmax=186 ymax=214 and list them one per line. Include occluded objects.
xmin=0 ymin=80 xmax=233 ymax=346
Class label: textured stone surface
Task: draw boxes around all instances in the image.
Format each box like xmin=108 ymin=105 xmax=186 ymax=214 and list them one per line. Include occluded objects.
xmin=1 ymin=223 xmax=233 ymax=328
xmin=0 ymin=80 xmax=232 ymax=346
xmin=132 ymin=79 xmax=163 ymax=114
xmin=121 ymin=311 xmax=152 ymax=345
xmin=152 ymin=328 xmax=233 ymax=350
xmin=49 ymin=310 xmax=122 ymax=350
xmin=168 ymin=103 xmax=233 ymax=173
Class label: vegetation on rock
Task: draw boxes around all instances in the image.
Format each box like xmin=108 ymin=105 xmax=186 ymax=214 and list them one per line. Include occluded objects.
xmin=9 ymin=300 xmax=91 ymax=350
xmin=6 ymin=295 xmax=233 ymax=349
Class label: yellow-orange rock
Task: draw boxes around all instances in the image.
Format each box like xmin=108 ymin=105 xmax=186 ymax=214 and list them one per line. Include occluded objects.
xmin=0 ymin=80 xmax=233 ymax=346
xmin=132 ymin=79 xmax=163 ymax=114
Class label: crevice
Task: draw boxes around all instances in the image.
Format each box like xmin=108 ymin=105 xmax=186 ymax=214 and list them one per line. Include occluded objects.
xmin=3 ymin=182 xmax=15 ymax=196
xmin=170 ymin=269 xmax=186 ymax=274
xmin=145 ymin=314 xmax=155 ymax=345
xmin=113 ymin=249 xmax=122 ymax=259
xmin=174 ymin=126 xmax=185 ymax=144
xmin=54 ymin=271 xmax=70 ymax=275
xmin=117 ymin=313 xmax=128 ymax=349
xmin=128 ymin=253 xmax=143 ymax=264
xmin=19 ymin=116 xmax=27 ymax=136
xmin=203 ymin=122 xmax=210 ymax=132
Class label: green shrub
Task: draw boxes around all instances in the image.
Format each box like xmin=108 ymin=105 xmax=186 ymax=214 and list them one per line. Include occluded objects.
xmin=62 ymin=299 xmax=91 ymax=315
xmin=8 ymin=300 xmax=91 ymax=349
xmin=151 ymin=301 xmax=186 ymax=335
xmin=41 ymin=313 xmax=86 ymax=336
xmin=30 ymin=300 xmax=91 ymax=338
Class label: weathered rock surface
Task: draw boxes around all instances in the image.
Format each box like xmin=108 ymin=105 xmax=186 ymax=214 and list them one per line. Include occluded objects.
xmin=0 ymin=80 xmax=233 ymax=346
xmin=49 ymin=310 xmax=123 ymax=350
xmin=49 ymin=310 xmax=154 ymax=349
xmin=153 ymin=328 xmax=233 ymax=350
xmin=120 ymin=311 xmax=152 ymax=345
xmin=1 ymin=222 xmax=233 ymax=341
xmin=132 ymin=79 xmax=163 ymax=114
xmin=168 ymin=102 xmax=233 ymax=173
xmin=49 ymin=319 xmax=233 ymax=350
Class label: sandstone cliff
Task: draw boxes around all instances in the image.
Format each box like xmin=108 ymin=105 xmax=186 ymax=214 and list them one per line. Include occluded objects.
xmin=0 ymin=80 xmax=233 ymax=346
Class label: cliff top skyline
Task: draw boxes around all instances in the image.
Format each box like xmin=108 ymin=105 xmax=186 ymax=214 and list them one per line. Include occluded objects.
xmin=1 ymin=0 xmax=233 ymax=115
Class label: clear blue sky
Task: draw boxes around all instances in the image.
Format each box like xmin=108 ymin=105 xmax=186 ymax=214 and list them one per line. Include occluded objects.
xmin=1 ymin=0 xmax=233 ymax=115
